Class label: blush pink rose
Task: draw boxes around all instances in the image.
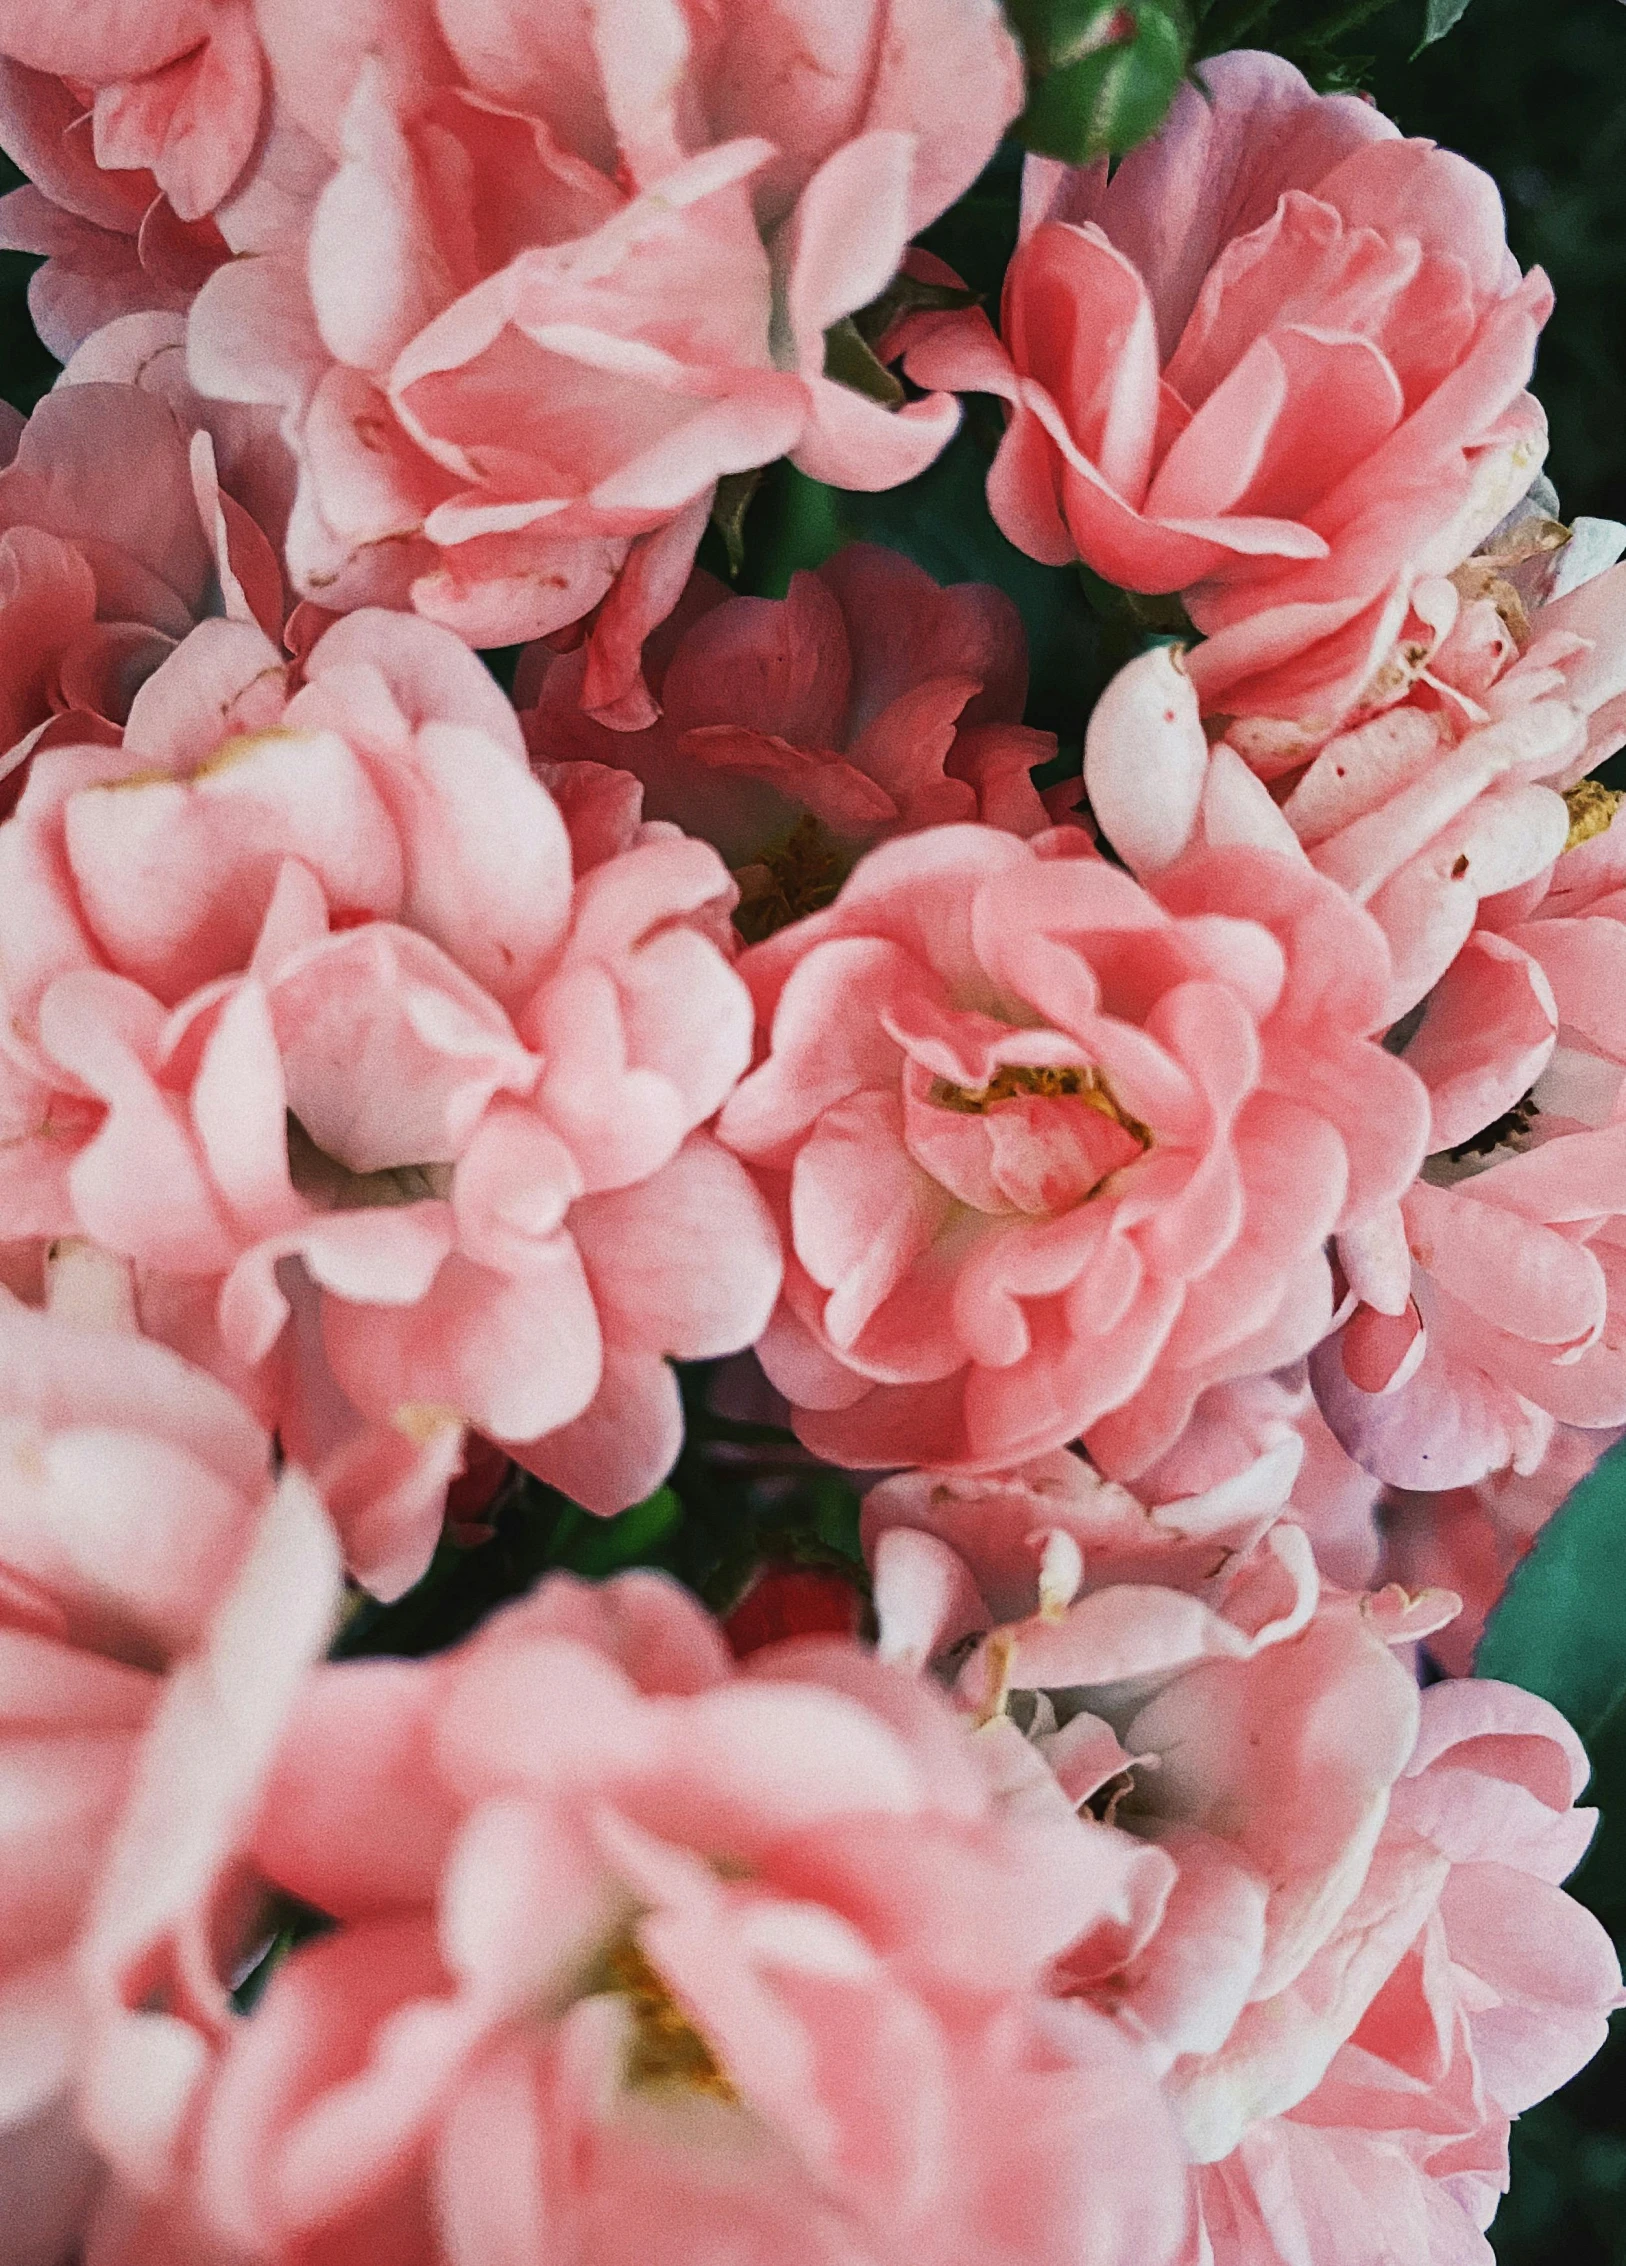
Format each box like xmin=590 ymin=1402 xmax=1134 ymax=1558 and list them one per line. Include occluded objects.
xmin=716 ymin=819 xmax=1429 ymax=1479
xmin=864 ymin=1463 xmax=1617 ymax=2262
xmin=900 ymin=50 xmax=1552 ymax=746
xmin=1311 ymin=1125 xmax=1626 ymax=1492
xmin=133 ymin=1570 xmax=1193 ymax=2266
xmin=0 ymin=1294 xmax=340 ymax=2266
xmin=1216 ymin=493 xmax=1626 ymax=1017
xmin=0 ymin=0 xmax=265 ymax=221
xmin=0 ymin=606 xmax=781 ymax=1597
xmin=1191 ymin=1679 xmax=1621 ymax=2265
xmin=1 ymin=314 xmax=292 ymax=811
xmin=1310 ymin=811 xmax=1626 ymax=1492
xmin=1078 ymin=615 xmax=1610 ymax=1040
xmin=520 ymin=543 xmax=1055 ymax=936
xmin=187 ymin=0 xmax=1023 ymax=726
xmin=0 ymin=73 xmax=226 ymax=365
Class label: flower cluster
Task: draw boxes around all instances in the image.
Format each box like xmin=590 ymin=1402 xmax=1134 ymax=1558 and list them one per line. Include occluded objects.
xmin=1 ymin=8 xmax=1622 ymax=2262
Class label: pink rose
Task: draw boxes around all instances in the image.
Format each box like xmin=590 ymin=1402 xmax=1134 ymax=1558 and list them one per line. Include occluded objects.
xmin=1221 ymin=496 xmax=1626 ymax=1017
xmin=900 ymin=51 xmax=1552 ymax=745
xmin=521 ymin=543 xmax=1055 ymax=936
xmin=1193 ymin=1679 xmax=1621 ymax=2264
xmin=863 ymin=1464 xmax=1618 ymax=2263
xmin=716 ymin=819 xmax=1428 ymax=1479
xmin=138 ymin=1571 xmax=1192 ymax=2266
xmin=1078 ymin=574 xmax=1623 ymax=1034
xmin=1312 ymin=809 xmax=1626 ymax=1491
xmin=0 ymin=1 xmax=265 ymax=221
xmin=0 ymin=607 xmax=781 ymax=1596
xmin=1 ymin=314 xmax=292 ymax=811
xmin=0 ymin=1 xmax=269 ymax=364
xmin=187 ymin=0 xmax=1024 ymax=725
xmin=0 ymin=1294 xmax=340 ymax=2266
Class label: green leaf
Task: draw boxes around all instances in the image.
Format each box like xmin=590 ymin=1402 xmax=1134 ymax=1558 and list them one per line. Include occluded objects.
xmin=1476 ymin=1440 xmax=1626 ymax=1739
xmin=560 ymin=1486 xmax=685 ymax=1577
xmin=1417 ymin=0 xmax=1473 ymax=49
xmin=1011 ymin=0 xmax=1191 ymax=163
xmin=821 ymin=316 xmax=906 ymax=407
xmin=1477 ymin=1440 xmax=1626 ymax=1925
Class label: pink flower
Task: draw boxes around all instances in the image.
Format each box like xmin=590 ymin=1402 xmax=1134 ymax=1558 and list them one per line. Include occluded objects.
xmin=1 ymin=310 xmax=294 ymax=811
xmin=900 ymin=50 xmax=1552 ymax=745
xmin=863 ymin=1464 xmax=1617 ymax=2262
xmin=0 ymin=1293 xmax=340 ymax=2266
xmin=0 ymin=1 xmax=265 ymax=221
xmin=521 ymin=543 xmax=1055 ymax=935
xmin=187 ymin=0 xmax=1023 ymax=725
xmin=0 ymin=0 xmax=279 ymax=363
xmin=715 ymin=819 xmax=1428 ymax=1479
xmin=1220 ymin=494 xmax=1626 ymax=1018
xmin=1078 ymin=556 xmax=1626 ymax=1031
xmin=1310 ymin=805 xmax=1626 ymax=1491
xmin=139 ymin=1570 xmax=1192 ymax=2266
xmin=1193 ymin=1679 xmax=1621 ymax=2263
xmin=0 ymin=607 xmax=781 ymax=1596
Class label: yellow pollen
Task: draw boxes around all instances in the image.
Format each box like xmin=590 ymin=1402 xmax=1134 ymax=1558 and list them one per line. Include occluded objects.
xmin=733 ymin=814 xmax=847 ymax=943
xmin=1563 ymin=779 xmax=1624 ymax=852
xmin=585 ymin=1930 xmax=739 ymax=2102
xmin=931 ymin=1062 xmax=1152 ymax=1147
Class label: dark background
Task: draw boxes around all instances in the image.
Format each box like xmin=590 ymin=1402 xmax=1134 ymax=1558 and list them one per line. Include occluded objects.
xmin=5 ymin=5 xmax=1626 ymax=2254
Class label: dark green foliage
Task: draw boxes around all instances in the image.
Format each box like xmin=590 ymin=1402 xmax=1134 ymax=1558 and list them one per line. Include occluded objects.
xmin=0 ymin=150 xmax=56 ymax=419
xmin=1007 ymin=0 xmax=1195 ymax=163
xmin=1477 ymin=1440 xmax=1626 ymax=2258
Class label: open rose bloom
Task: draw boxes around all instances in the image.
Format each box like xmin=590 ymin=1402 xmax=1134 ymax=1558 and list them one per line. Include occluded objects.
xmin=178 ymin=0 xmax=1024 ymax=721
xmin=864 ymin=1455 xmax=1622 ymax=2264
xmin=901 ymin=50 xmax=1553 ymax=747
xmin=718 ymin=822 xmax=1428 ymax=1478
xmin=0 ymin=5 xmax=1624 ymax=2258
xmin=0 ymin=608 xmax=780 ymax=1596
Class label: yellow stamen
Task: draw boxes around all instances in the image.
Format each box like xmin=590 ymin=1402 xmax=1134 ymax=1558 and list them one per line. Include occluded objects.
xmin=585 ymin=1929 xmax=738 ymax=2102
xmin=930 ymin=1062 xmax=1151 ymax=1150
xmin=1563 ymin=779 xmax=1624 ymax=853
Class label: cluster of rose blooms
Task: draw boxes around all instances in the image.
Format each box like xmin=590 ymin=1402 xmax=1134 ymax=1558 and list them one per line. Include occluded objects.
xmin=2 ymin=1 xmax=1625 ymax=2261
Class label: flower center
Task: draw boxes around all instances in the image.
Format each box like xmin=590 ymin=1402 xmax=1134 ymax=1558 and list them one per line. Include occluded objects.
xmin=733 ymin=814 xmax=847 ymax=943
xmin=931 ymin=1062 xmax=1151 ymax=1148
xmin=1563 ymin=779 xmax=1623 ymax=852
xmin=585 ymin=1928 xmax=738 ymax=2103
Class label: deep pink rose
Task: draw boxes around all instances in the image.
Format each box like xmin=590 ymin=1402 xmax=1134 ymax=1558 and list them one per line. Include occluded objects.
xmin=0 ymin=608 xmax=781 ymax=1596
xmin=716 ymin=820 xmax=1429 ymax=1478
xmin=864 ymin=1463 xmax=1618 ymax=2264
xmin=125 ymin=1572 xmax=1193 ymax=2266
xmin=901 ymin=51 xmax=1552 ymax=745
xmin=186 ymin=0 xmax=1023 ymax=724
xmin=0 ymin=1294 xmax=340 ymax=2266
xmin=520 ymin=543 xmax=1055 ymax=934
xmin=1 ymin=311 xmax=293 ymax=810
